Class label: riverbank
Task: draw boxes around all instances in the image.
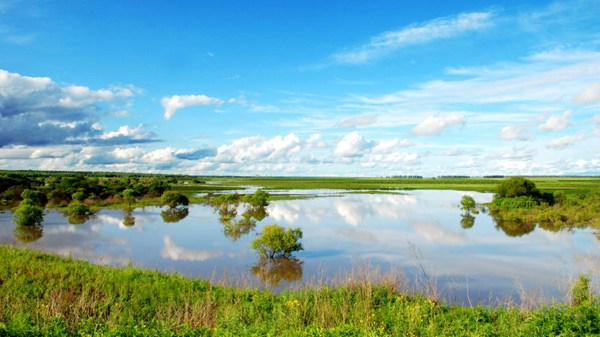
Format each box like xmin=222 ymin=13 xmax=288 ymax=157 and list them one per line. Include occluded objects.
xmin=0 ymin=245 xmax=598 ymax=336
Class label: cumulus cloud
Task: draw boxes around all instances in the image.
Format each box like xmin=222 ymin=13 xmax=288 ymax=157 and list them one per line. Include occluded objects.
xmin=573 ymin=82 xmax=600 ymax=104
xmin=306 ymin=134 xmax=328 ymax=149
xmin=331 ymin=11 xmax=494 ymax=64
xmin=411 ymin=113 xmax=465 ymax=136
xmin=161 ymin=94 xmax=224 ymax=120
xmin=0 ymin=69 xmax=152 ymax=147
xmin=538 ymin=110 xmax=571 ymax=132
xmin=214 ymin=134 xmax=302 ymax=163
xmin=337 ymin=113 xmax=379 ymax=128
xmin=500 ymin=124 xmax=530 ymax=141
xmin=546 ymin=133 xmax=588 ymax=149
xmin=334 ymin=131 xmax=373 ymax=157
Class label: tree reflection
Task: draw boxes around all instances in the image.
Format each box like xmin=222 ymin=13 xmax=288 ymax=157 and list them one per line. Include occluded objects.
xmin=251 ymin=257 xmax=303 ymax=286
xmin=460 ymin=214 xmax=475 ymax=229
xmin=123 ymin=208 xmax=135 ymax=227
xmin=68 ymin=213 xmax=93 ymax=225
xmin=206 ymin=193 xmax=269 ymax=241
xmin=222 ymin=215 xmax=256 ymax=241
xmin=161 ymin=207 xmax=189 ymax=223
xmin=14 ymin=224 xmax=43 ymax=243
xmin=494 ymin=218 xmax=536 ymax=237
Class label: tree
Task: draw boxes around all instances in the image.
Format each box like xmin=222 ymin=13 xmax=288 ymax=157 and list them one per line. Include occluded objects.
xmin=496 ymin=177 xmax=539 ymax=199
xmin=21 ymin=189 xmax=47 ymax=207
xmin=251 ymin=224 xmax=303 ymax=258
xmin=68 ymin=202 xmax=92 ymax=216
xmin=13 ymin=202 xmax=44 ymax=226
xmin=161 ymin=191 xmax=189 ymax=209
xmin=243 ymin=189 xmax=270 ymax=207
xmin=460 ymin=195 xmax=478 ymax=214
xmin=122 ymin=189 xmax=136 ymax=206
xmin=71 ymin=191 xmax=86 ymax=202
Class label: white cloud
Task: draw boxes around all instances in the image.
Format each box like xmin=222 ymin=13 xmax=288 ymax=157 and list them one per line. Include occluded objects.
xmin=306 ymin=133 xmax=328 ymax=149
xmin=214 ymin=133 xmax=302 ymax=163
xmin=500 ymin=124 xmax=530 ymax=141
xmin=331 ymin=11 xmax=494 ymax=64
xmin=99 ymin=125 xmax=154 ymax=141
xmin=0 ymin=69 xmax=146 ymax=147
xmin=411 ymin=113 xmax=465 ymax=136
xmin=372 ymin=138 xmax=412 ymax=153
xmin=337 ymin=113 xmax=379 ymax=128
xmin=546 ymin=132 xmax=588 ymax=149
xmin=334 ymin=131 xmax=372 ymax=157
xmin=573 ymin=82 xmax=600 ymax=105
xmin=161 ymin=94 xmax=224 ymax=120
xmin=538 ymin=110 xmax=571 ymax=131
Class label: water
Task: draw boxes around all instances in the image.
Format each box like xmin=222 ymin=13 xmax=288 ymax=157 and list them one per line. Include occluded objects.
xmin=1 ymin=190 xmax=598 ymax=305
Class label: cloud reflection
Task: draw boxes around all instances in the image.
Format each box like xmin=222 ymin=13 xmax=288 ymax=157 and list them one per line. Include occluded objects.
xmin=161 ymin=236 xmax=222 ymax=261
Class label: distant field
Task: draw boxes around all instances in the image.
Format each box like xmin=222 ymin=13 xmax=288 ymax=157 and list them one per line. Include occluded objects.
xmin=179 ymin=176 xmax=600 ymax=194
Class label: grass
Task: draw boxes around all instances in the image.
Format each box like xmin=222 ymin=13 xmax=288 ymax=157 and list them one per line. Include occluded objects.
xmin=1 ymin=245 xmax=599 ymax=336
xmin=195 ymin=176 xmax=600 ymax=194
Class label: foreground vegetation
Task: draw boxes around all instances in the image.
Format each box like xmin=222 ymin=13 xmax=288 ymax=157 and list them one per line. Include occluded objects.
xmin=1 ymin=246 xmax=599 ymax=336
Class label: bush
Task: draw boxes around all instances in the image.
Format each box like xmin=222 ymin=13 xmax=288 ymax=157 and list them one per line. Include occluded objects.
xmin=161 ymin=191 xmax=189 ymax=209
xmin=67 ymin=202 xmax=92 ymax=216
xmin=243 ymin=189 xmax=270 ymax=207
xmin=495 ymin=177 xmax=540 ymax=199
xmin=71 ymin=192 xmax=86 ymax=202
xmin=251 ymin=224 xmax=303 ymax=258
xmin=13 ymin=202 xmax=44 ymax=226
xmin=460 ymin=195 xmax=477 ymax=214
xmin=20 ymin=189 xmax=47 ymax=207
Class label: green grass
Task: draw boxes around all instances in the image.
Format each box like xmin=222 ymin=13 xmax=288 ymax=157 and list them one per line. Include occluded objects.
xmin=198 ymin=176 xmax=600 ymax=194
xmin=1 ymin=245 xmax=599 ymax=336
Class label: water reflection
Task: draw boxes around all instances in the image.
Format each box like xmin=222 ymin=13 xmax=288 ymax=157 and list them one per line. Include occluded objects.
xmin=14 ymin=224 xmax=43 ymax=243
xmin=251 ymin=257 xmax=303 ymax=286
xmin=460 ymin=214 xmax=475 ymax=229
xmin=161 ymin=207 xmax=189 ymax=223
xmin=1 ymin=190 xmax=599 ymax=305
xmin=123 ymin=209 xmax=135 ymax=227
xmin=68 ymin=213 xmax=94 ymax=225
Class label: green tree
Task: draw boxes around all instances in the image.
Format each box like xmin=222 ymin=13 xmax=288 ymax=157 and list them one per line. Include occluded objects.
xmin=160 ymin=207 xmax=189 ymax=223
xmin=71 ymin=191 xmax=87 ymax=202
xmin=460 ymin=195 xmax=478 ymax=214
xmin=251 ymin=224 xmax=303 ymax=258
xmin=122 ymin=189 xmax=136 ymax=206
xmin=20 ymin=189 xmax=47 ymax=207
xmin=496 ymin=177 xmax=539 ymax=199
xmin=243 ymin=189 xmax=270 ymax=207
xmin=68 ymin=202 xmax=92 ymax=216
xmin=13 ymin=201 xmax=44 ymax=226
xmin=161 ymin=191 xmax=189 ymax=209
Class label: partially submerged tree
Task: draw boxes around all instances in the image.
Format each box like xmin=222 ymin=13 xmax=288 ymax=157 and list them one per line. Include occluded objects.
xmin=13 ymin=200 xmax=44 ymax=227
xmin=251 ymin=224 xmax=303 ymax=258
xmin=460 ymin=195 xmax=478 ymax=214
xmin=161 ymin=191 xmax=189 ymax=209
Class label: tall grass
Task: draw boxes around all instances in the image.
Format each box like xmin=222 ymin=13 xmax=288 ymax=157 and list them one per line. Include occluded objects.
xmin=1 ymin=245 xmax=599 ymax=336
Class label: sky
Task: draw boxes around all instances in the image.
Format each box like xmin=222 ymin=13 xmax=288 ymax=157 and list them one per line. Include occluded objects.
xmin=1 ymin=0 xmax=599 ymax=177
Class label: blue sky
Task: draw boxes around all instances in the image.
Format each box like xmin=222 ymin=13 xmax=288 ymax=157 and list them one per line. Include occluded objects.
xmin=1 ymin=0 xmax=599 ymax=176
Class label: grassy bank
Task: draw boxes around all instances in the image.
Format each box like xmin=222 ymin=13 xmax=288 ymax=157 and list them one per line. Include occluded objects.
xmin=1 ymin=246 xmax=599 ymax=336
xmin=197 ymin=176 xmax=600 ymax=194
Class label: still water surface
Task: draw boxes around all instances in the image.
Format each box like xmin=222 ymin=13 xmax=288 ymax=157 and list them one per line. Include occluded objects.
xmin=1 ymin=190 xmax=598 ymax=305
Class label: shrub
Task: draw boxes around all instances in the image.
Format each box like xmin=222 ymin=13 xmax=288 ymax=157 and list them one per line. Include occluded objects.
xmin=243 ymin=189 xmax=270 ymax=207
xmin=251 ymin=224 xmax=303 ymax=258
xmin=460 ymin=195 xmax=477 ymax=214
xmin=122 ymin=189 xmax=136 ymax=205
xmin=13 ymin=202 xmax=44 ymax=226
xmin=20 ymin=189 xmax=47 ymax=207
xmin=71 ymin=192 xmax=86 ymax=202
xmin=161 ymin=191 xmax=189 ymax=209
xmin=571 ymin=274 xmax=591 ymax=306
xmin=495 ymin=177 xmax=540 ymax=199
xmin=67 ymin=202 xmax=92 ymax=216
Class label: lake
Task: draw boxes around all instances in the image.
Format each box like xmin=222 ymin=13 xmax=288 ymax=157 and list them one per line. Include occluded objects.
xmin=1 ymin=189 xmax=598 ymax=305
